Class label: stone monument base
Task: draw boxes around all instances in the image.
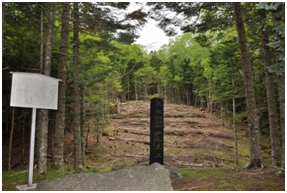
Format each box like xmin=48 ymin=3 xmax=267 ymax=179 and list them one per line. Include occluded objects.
xmin=15 ymin=183 xmax=37 ymax=191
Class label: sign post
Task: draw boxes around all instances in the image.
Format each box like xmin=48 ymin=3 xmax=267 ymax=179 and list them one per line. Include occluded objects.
xmin=28 ymin=108 xmax=37 ymax=186
xmin=10 ymin=72 xmax=61 ymax=188
xmin=150 ymin=98 xmax=164 ymax=165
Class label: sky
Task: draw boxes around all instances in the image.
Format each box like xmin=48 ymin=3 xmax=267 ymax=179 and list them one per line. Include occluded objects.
xmin=127 ymin=2 xmax=176 ymax=53
xmin=135 ymin=18 xmax=171 ymax=53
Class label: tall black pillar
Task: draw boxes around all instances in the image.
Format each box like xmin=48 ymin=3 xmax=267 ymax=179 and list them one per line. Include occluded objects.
xmin=150 ymin=98 xmax=164 ymax=165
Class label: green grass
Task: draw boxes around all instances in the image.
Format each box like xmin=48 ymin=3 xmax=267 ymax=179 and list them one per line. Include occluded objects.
xmin=47 ymin=167 xmax=79 ymax=179
xmin=86 ymin=167 xmax=100 ymax=173
xmin=218 ymin=183 xmax=234 ymax=189
xmin=179 ymin=168 xmax=223 ymax=180
xmin=2 ymin=170 xmax=30 ymax=190
xmin=178 ymin=167 xmax=284 ymax=191
xmin=2 ymin=166 xmax=101 ymax=191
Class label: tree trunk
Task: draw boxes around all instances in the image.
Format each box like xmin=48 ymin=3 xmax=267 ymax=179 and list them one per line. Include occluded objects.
xmin=143 ymin=84 xmax=148 ymax=100
xmin=35 ymin=3 xmax=44 ymax=167
xmin=37 ymin=2 xmax=55 ymax=179
xmin=278 ymin=74 xmax=285 ymax=168
xmin=233 ymin=2 xmax=262 ymax=168
xmin=53 ymin=2 xmax=70 ymax=169
xmin=5 ymin=96 xmax=9 ymax=134
xmin=116 ymin=96 xmax=121 ymax=114
xmin=208 ymin=82 xmax=213 ymax=121
xmin=2 ymin=2 xmax=5 ymax=45
xmin=73 ymin=2 xmax=83 ymax=172
xmin=231 ymin=57 xmax=238 ymax=165
xmin=127 ymin=75 xmax=130 ymax=100
xmin=40 ymin=3 xmax=44 ymax=74
xmin=260 ymin=12 xmax=281 ymax=167
xmin=85 ymin=123 xmax=90 ymax=148
xmin=164 ymin=82 xmax=167 ymax=100
xmin=21 ymin=113 xmax=26 ymax=163
xmin=135 ymin=81 xmax=138 ymax=101
xmin=275 ymin=34 xmax=285 ymax=168
xmin=80 ymin=84 xmax=87 ymax=167
xmin=220 ymin=103 xmax=223 ymax=126
xmin=96 ymin=116 xmax=100 ymax=147
xmin=8 ymin=107 xmax=15 ymax=172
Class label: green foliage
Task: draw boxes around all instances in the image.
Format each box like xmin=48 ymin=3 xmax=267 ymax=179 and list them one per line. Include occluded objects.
xmin=87 ymin=167 xmax=100 ymax=173
xmin=235 ymin=111 xmax=248 ymax=123
xmin=257 ymin=2 xmax=285 ymax=75
xmin=218 ymin=183 xmax=234 ymax=189
xmin=257 ymin=2 xmax=283 ymax=11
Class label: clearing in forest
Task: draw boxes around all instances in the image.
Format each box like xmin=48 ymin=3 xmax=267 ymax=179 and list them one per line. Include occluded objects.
xmin=80 ymin=100 xmax=249 ymax=171
xmin=2 ymin=100 xmax=284 ymax=191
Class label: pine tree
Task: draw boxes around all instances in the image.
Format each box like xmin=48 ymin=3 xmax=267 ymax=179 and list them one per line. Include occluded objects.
xmin=53 ymin=2 xmax=70 ymax=169
xmin=259 ymin=10 xmax=281 ymax=167
xmin=258 ymin=2 xmax=285 ymax=168
xmin=37 ymin=2 xmax=55 ymax=179
xmin=73 ymin=2 xmax=83 ymax=172
xmin=233 ymin=2 xmax=262 ymax=168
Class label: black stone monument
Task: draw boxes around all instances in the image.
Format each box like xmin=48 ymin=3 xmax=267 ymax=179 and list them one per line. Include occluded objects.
xmin=150 ymin=98 xmax=164 ymax=165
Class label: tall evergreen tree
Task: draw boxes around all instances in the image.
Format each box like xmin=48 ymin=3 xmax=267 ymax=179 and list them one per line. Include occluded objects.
xmin=53 ymin=2 xmax=70 ymax=169
xmin=80 ymin=2 xmax=146 ymax=44
xmin=2 ymin=3 xmax=5 ymax=45
xmin=259 ymin=10 xmax=281 ymax=167
xmin=37 ymin=2 xmax=55 ymax=179
xmin=258 ymin=2 xmax=285 ymax=168
xmin=73 ymin=2 xmax=83 ymax=172
xmin=233 ymin=2 xmax=262 ymax=168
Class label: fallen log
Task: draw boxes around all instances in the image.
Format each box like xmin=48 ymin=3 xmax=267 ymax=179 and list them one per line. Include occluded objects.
xmin=200 ymin=154 xmax=233 ymax=162
xmin=116 ymin=127 xmax=232 ymax=141
xmin=165 ymin=162 xmax=216 ymax=168
xmin=207 ymin=132 xmax=233 ymax=139
xmin=110 ymin=153 xmax=147 ymax=158
xmin=118 ymin=128 xmax=149 ymax=136
xmin=116 ymin=127 xmax=203 ymax=136
xmin=108 ymin=137 xmax=149 ymax=145
xmin=164 ymin=129 xmax=203 ymax=136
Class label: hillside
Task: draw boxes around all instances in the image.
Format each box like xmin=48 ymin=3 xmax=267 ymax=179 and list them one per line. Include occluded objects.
xmin=76 ymin=100 xmax=284 ymax=190
xmin=76 ymin=100 xmax=248 ymax=170
xmin=2 ymin=100 xmax=284 ymax=191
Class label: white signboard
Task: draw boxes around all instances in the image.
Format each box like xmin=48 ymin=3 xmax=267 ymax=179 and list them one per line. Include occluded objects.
xmin=10 ymin=72 xmax=61 ymax=187
xmin=10 ymin=72 xmax=61 ymax=110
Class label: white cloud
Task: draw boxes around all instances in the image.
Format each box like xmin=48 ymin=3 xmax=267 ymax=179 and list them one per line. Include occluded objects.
xmin=135 ymin=18 xmax=171 ymax=53
xmin=126 ymin=2 xmax=171 ymax=53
